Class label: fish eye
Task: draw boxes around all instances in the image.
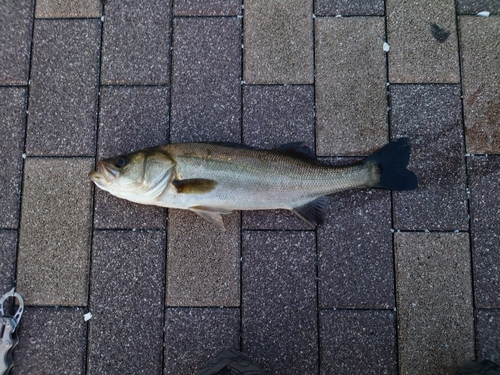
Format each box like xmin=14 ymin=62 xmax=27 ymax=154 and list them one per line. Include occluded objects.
xmin=114 ymin=156 xmax=128 ymax=168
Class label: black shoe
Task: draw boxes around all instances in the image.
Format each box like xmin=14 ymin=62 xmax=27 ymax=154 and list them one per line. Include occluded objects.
xmin=195 ymin=348 xmax=266 ymax=375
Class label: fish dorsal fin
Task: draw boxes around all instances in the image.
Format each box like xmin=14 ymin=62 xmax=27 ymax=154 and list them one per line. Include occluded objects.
xmin=172 ymin=179 xmax=217 ymax=194
xmin=189 ymin=206 xmax=233 ymax=230
xmin=273 ymin=142 xmax=318 ymax=163
xmin=203 ymin=142 xmax=255 ymax=150
xmin=291 ymin=196 xmax=329 ymax=226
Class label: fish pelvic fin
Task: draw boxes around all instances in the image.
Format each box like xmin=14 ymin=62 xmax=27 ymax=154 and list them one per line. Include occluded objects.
xmin=291 ymin=196 xmax=329 ymax=226
xmin=363 ymin=138 xmax=418 ymax=191
xmin=172 ymin=178 xmax=218 ymax=194
xmin=189 ymin=206 xmax=233 ymax=231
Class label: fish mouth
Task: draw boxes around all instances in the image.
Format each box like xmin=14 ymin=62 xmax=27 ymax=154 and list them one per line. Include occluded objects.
xmin=89 ymin=161 xmax=118 ymax=185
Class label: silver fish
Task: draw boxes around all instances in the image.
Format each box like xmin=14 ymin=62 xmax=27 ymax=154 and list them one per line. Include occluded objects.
xmin=89 ymin=138 xmax=417 ymax=229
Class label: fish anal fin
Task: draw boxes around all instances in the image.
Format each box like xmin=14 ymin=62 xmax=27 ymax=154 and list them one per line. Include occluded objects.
xmin=172 ymin=179 xmax=218 ymax=194
xmin=291 ymin=196 xmax=329 ymax=226
xmin=189 ymin=206 xmax=233 ymax=231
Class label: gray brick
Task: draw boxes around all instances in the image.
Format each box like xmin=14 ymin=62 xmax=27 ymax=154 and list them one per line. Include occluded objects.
xmin=244 ymin=0 xmax=313 ymax=84
xmin=315 ymin=0 xmax=384 ymax=16
xmin=320 ymin=310 xmax=397 ymax=374
xmin=0 ymin=0 xmax=34 ymax=85
xmin=395 ymin=232 xmax=474 ymax=375
xmin=459 ymin=16 xmax=500 ymax=154
xmin=318 ymin=186 xmax=394 ymax=309
xmin=390 ymin=85 xmax=468 ymax=230
xmin=17 ymin=158 xmax=94 ymax=306
xmin=27 ymin=19 xmax=100 ymax=156
xmin=242 ymin=85 xmax=315 ymax=229
xmin=174 ymin=0 xmax=241 ymax=16
xmin=457 ymin=0 xmax=500 ymax=14
xmin=0 ymin=230 xmax=17 ymax=293
xmin=315 ymin=17 xmax=388 ymax=156
xmin=101 ymin=0 xmax=171 ymax=85
xmin=387 ymin=0 xmax=460 ymax=83
xmin=468 ymin=155 xmax=500 ymax=308
xmin=242 ymin=231 xmax=317 ymax=375
xmin=13 ymin=308 xmax=86 ymax=375
xmin=0 ymin=88 xmax=26 ymax=228
xmin=164 ymin=308 xmax=240 ymax=375
xmin=171 ymin=17 xmax=241 ymax=143
xmin=167 ymin=210 xmax=240 ymax=307
xmin=476 ymin=309 xmax=500 ymax=362
xmin=88 ymin=230 xmax=165 ymax=375
xmin=35 ymin=0 xmax=100 ymax=18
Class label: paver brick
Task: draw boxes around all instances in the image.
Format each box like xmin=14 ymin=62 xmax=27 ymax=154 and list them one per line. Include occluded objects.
xmin=17 ymin=158 xmax=94 ymax=306
xmin=170 ymin=17 xmax=241 ymax=143
xmin=0 ymin=0 xmax=34 ymax=85
xmin=387 ymin=0 xmax=460 ymax=83
xmin=475 ymin=309 xmax=500 ymax=362
xmin=27 ymin=19 xmax=100 ymax=156
xmin=395 ymin=232 xmax=474 ymax=375
xmin=390 ymin=84 xmax=468 ymax=230
xmin=0 ymin=87 xmax=26 ymax=228
xmin=101 ymin=0 xmax=171 ymax=85
xmin=0 ymin=231 xmax=17 ymax=293
xmin=320 ymin=310 xmax=397 ymax=374
xmin=457 ymin=0 xmax=500 ymax=14
xmin=459 ymin=16 xmax=500 ymax=154
xmin=468 ymin=155 xmax=500 ymax=308
xmin=88 ymin=230 xmax=165 ymax=375
xmin=242 ymin=231 xmax=317 ymax=375
xmin=244 ymin=0 xmax=314 ymax=84
xmin=167 ymin=211 xmax=240 ymax=307
xmin=93 ymin=86 xmax=169 ymax=229
xmin=315 ymin=17 xmax=388 ymax=156
xmin=315 ymin=0 xmax=384 ymax=16
xmin=174 ymin=0 xmax=241 ymax=16
xmin=164 ymin=308 xmax=240 ymax=375
xmin=35 ymin=0 xmax=100 ymax=18
xmin=242 ymin=84 xmax=314 ymax=229
xmin=13 ymin=308 xmax=86 ymax=375
xmin=318 ymin=186 xmax=394 ymax=309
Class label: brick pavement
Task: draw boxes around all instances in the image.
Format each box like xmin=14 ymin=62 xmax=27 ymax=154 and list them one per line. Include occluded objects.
xmin=0 ymin=0 xmax=499 ymax=374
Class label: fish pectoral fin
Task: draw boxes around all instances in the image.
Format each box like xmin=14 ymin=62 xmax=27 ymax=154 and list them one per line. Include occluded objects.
xmin=172 ymin=178 xmax=218 ymax=194
xmin=291 ymin=196 xmax=329 ymax=226
xmin=189 ymin=206 xmax=233 ymax=231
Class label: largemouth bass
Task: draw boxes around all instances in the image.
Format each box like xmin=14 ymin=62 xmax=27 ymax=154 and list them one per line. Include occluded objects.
xmin=89 ymin=138 xmax=417 ymax=229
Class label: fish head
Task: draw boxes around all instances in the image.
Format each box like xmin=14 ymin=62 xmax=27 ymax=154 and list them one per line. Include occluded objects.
xmin=89 ymin=147 xmax=174 ymax=203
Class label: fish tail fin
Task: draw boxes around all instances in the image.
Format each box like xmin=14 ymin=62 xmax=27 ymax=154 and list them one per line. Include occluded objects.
xmin=363 ymin=138 xmax=418 ymax=191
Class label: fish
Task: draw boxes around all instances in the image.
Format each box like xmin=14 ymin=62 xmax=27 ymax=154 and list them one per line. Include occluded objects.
xmin=89 ymin=138 xmax=418 ymax=229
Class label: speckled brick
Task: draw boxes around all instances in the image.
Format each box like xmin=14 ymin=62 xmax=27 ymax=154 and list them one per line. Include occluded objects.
xmin=0 ymin=88 xmax=26 ymax=228
xmin=0 ymin=231 xmax=17 ymax=293
xmin=318 ymin=184 xmax=394 ymax=309
xmin=164 ymin=308 xmax=240 ymax=375
xmin=457 ymin=0 xmax=500 ymax=14
xmin=17 ymin=158 xmax=94 ymax=306
xmin=167 ymin=210 xmax=240 ymax=306
xmin=174 ymin=0 xmax=241 ymax=15
xmin=315 ymin=17 xmax=388 ymax=156
xmin=459 ymin=16 xmax=500 ymax=154
xmin=101 ymin=0 xmax=170 ymax=85
xmin=390 ymin=85 xmax=468 ymax=230
xmin=13 ymin=308 xmax=86 ymax=375
xmin=242 ymin=231 xmax=317 ymax=374
xmin=315 ymin=0 xmax=384 ymax=15
xmin=395 ymin=232 xmax=475 ymax=375
xmin=320 ymin=310 xmax=397 ymax=374
xmin=88 ymin=230 xmax=165 ymax=375
xmin=170 ymin=17 xmax=241 ymax=143
xmin=242 ymin=85 xmax=315 ymax=230
xmin=476 ymin=309 xmax=500 ymax=362
xmin=27 ymin=19 xmax=100 ymax=156
xmin=93 ymin=86 xmax=169 ymax=229
xmin=468 ymin=156 xmax=500 ymax=308
xmin=387 ymin=0 xmax=460 ymax=83
xmin=35 ymin=0 xmax=100 ymax=18
xmin=244 ymin=0 xmax=313 ymax=84
xmin=0 ymin=0 xmax=33 ymax=85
